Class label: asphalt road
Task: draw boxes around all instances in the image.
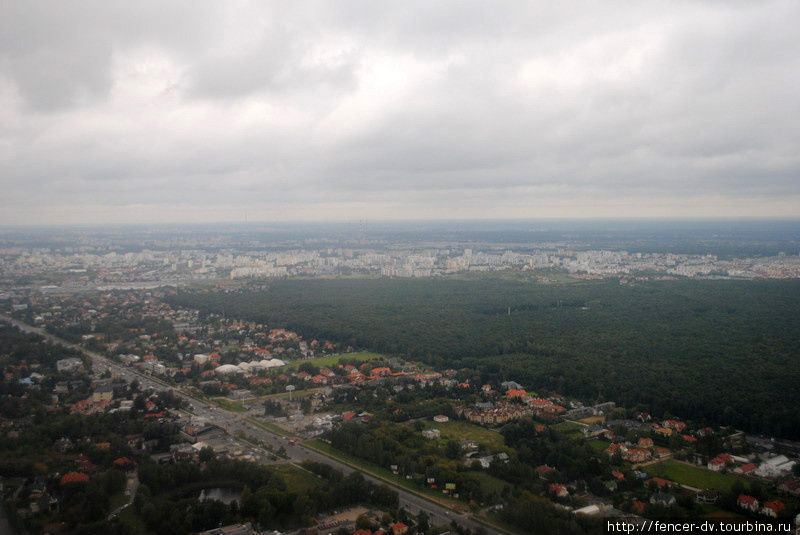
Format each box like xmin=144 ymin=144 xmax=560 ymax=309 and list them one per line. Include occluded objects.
xmin=0 ymin=314 xmax=505 ymax=534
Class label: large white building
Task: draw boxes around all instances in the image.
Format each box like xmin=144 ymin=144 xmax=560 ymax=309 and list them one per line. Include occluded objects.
xmin=755 ymin=455 xmax=795 ymax=478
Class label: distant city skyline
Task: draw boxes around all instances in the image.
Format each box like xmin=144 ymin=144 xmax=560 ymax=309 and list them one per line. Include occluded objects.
xmin=2 ymin=1 xmax=799 ymax=225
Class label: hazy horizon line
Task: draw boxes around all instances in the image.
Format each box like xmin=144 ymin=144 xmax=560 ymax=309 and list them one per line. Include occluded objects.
xmin=2 ymin=216 xmax=800 ymax=232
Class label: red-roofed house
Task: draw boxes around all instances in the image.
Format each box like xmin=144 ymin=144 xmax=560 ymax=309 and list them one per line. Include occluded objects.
xmin=370 ymin=367 xmax=391 ymax=377
xmin=535 ymin=465 xmax=556 ymax=479
xmin=761 ymin=500 xmax=785 ymax=517
xmin=709 ymin=453 xmax=733 ymax=471
xmin=113 ymin=457 xmax=138 ymax=471
xmin=549 ymin=483 xmax=569 ymax=498
xmin=60 ymin=472 xmax=89 ymax=485
xmin=605 ymin=443 xmax=628 ymax=457
xmin=646 ymin=477 xmax=670 ymax=489
xmin=625 ymin=448 xmax=652 ymax=463
xmin=391 ymin=522 xmax=409 ymax=535
xmin=738 ymin=494 xmax=759 ymax=512
xmin=250 ymin=377 xmax=272 ymax=386
xmin=735 ymin=463 xmax=757 ymax=475
xmin=662 ymin=420 xmax=686 ymax=432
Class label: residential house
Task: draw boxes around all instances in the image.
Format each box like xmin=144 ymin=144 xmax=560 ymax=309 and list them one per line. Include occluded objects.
xmin=650 ymin=493 xmax=676 ymax=507
xmin=738 ymin=494 xmax=759 ymax=512
xmin=536 ymin=465 xmax=556 ymax=479
xmin=695 ymin=489 xmax=722 ymax=504
xmin=422 ymin=429 xmax=441 ymax=440
xmin=735 ymin=463 xmax=757 ymax=475
xmin=761 ymin=501 xmax=785 ymax=518
xmin=390 ymin=522 xmax=409 ymax=535
xmin=92 ymin=383 xmax=114 ymax=402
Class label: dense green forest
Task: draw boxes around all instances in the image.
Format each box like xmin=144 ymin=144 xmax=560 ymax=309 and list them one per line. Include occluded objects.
xmin=168 ymin=278 xmax=800 ymax=439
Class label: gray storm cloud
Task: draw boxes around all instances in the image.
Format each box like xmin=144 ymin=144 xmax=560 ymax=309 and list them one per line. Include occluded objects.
xmin=1 ymin=1 xmax=799 ymax=224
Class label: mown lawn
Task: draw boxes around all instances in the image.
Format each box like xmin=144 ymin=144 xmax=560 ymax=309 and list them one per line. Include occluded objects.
xmin=644 ymin=460 xmax=746 ymax=491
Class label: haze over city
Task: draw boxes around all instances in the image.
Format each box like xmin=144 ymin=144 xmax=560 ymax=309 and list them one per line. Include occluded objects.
xmin=2 ymin=1 xmax=800 ymax=225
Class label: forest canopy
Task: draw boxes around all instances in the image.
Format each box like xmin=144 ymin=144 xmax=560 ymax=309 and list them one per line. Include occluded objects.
xmin=168 ymin=277 xmax=800 ymax=439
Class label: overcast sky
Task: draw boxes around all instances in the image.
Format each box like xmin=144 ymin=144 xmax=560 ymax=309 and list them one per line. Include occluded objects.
xmin=1 ymin=1 xmax=799 ymax=225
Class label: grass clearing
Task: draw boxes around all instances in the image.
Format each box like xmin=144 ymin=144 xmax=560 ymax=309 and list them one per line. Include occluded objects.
xmin=469 ymin=471 xmax=511 ymax=496
xmin=420 ymin=420 xmax=506 ymax=451
xmin=211 ymin=397 xmax=246 ymax=412
xmin=553 ymin=421 xmax=584 ymax=438
xmin=282 ymin=351 xmax=384 ymax=371
xmin=588 ymin=439 xmax=610 ymax=452
xmin=270 ymin=464 xmax=324 ymax=493
xmin=644 ymin=460 xmax=746 ymax=491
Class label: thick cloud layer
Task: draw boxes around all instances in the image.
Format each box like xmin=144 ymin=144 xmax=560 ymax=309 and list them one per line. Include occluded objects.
xmin=1 ymin=1 xmax=799 ymax=224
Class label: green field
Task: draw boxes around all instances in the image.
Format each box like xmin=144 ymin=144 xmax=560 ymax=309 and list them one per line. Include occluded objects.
xmin=588 ymin=439 xmax=610 ymax=452
xmin=552 ymin=421 xmax=583 ymax=437
xmin=270 ymin=464 xmax=324 ymax=493
xmin=469 ymin=471 xmax=511 ymax=496
xmin=211 ymin=397 xmax=246 ymax=412
xmin=420 ymin=420 xmax=507 ymax=451
xmin=282 ymin=351 xmax=385 ymax=370
xmin=644 ymin=460 xmax=746 ymax=491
